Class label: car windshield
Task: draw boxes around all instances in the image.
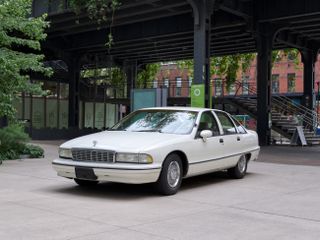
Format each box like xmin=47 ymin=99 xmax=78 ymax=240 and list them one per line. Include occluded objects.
xmin=111 ymin=110 xmax=198 ymax=134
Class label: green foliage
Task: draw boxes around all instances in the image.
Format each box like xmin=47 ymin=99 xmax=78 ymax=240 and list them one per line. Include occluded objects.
xmin=176 ymin=59 xmax=194 ymax=75
xmin=211 ymin=54 xmax=255 ymax=89
xmin=81 ymin=67 xmax=126 ymax=98
xmin=136 ymin=63 xmax=161 ymax=88
xmin=176 ymin=53 xmax=256 ymax=89
xmin=0 ymin=124 xmax=28 ymax=160
xmin=0 ymin=149 xmax=19 ymax=161
xmin=273 ymin=49 xmax=300 ymax=66
xmin=0 ymin=0 xmax=51 ymax=120
xmin=69 ymin=0 xmax=121 ymax=47
xmin=176 ymin=49 xmax=299 ymax=89
xmin=110 ymin=68 xmax=126 ymax=97
xmin=0 ymin=124 xmax=44 ymax=160
xmin=21 ymin=144 xmax=44 ymax=158
xmin=0 ymin=124 xmax=29 ymax=148
xmin=69 ymin=0 xmax=120 ymax=20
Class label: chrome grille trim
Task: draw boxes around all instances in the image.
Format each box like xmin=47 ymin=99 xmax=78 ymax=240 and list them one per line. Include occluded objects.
xmin=71 ymin=148 xmax=115 ymax=163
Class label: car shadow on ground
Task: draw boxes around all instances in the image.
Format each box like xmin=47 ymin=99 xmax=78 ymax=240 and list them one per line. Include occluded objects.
xmin=180 ymin=171 xmax=257 ymax=191
xmin=48 ymin=182 xmax=157 ymax=200
xmin=47 ymin=171 xmax=258 ymax=199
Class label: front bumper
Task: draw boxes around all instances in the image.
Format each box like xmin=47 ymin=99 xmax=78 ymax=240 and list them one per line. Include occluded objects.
xmin=52 ymin=158 xmax=162 ymax=184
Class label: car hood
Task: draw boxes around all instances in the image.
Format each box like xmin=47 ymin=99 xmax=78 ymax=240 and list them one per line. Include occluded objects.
xmin=60 ymin=131 xmax=186 ymax=152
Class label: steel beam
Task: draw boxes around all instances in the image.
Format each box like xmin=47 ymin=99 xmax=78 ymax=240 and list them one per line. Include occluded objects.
xmin=219 ymin=0 xmax=252 ymax=21
xmin=258 ymin=0 xmax=320 ymax=23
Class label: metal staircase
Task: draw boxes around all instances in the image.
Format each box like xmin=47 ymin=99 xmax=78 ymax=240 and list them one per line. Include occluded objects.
xmin=225 ymin=81 xmax=320 ymax=145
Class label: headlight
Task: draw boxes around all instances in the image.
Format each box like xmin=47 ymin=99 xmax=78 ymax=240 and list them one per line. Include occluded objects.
xmin=59 ymin=148 xmax=72 ymax=159
xmin=116 ymin=153 xmax=153 ymax=164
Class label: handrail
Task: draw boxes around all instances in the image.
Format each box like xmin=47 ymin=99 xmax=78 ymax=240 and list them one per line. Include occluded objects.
xmin=232 ymin=80 xmax=319 ymax=133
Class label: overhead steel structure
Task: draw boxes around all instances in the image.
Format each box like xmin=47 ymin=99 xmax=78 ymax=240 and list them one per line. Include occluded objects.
xmin=32 ymin=0 xmax=320 ymax=145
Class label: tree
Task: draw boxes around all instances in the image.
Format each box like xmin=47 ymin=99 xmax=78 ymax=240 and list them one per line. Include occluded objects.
xmin=176 ymin=53 xmax=255 ymax=89
xmin=0 ymin=0 xmax=51 ymax=120
xmin=81 ymin=66 xmax=127 ymax=98
xmin=136 ymin=63 xmax=161 ymax=88
xmin=176 ymin=49 xmax=299 ymax=89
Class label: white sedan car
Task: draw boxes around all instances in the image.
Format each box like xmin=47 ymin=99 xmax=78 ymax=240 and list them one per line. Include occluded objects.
xmin=53 ymin=107 xmax=260 ymax=195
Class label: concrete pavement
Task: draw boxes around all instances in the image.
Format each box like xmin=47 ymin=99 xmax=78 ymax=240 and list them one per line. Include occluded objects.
xmin=0 ymin=142 xmax=319 ymax=240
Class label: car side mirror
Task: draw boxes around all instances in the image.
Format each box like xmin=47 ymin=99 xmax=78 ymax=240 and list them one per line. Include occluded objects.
xmin=200 ymin=130 xmax=213 ymax=142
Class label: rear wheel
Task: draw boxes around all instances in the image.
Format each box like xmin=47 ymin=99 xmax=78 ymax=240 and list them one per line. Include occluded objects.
xmin=156 ymin=154 xmax=182 ymax=195
xmin=74 ymin=178 xmax=99 ymax=187
xmin=228 ymin=155 xmax=247 ymax=179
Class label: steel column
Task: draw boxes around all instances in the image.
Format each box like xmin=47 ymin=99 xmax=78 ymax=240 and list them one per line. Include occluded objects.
xmin=124 ymin=61 xmax=137 ymax=113
xmin=188 ymin=0 xmax=214 ymax=108
xmin=67 ymin=55 xmax=80 ymax=128
xmin=301 ymin=49 xmax=318 ymax=111
xmin=256 ymin=25 xmax=274 ymax=146
xmin=124 ymin=61 xmax=137 ymax=98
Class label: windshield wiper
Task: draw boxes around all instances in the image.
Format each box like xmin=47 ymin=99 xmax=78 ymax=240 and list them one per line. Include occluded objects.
xmin=134 ymin=129 xmax=162 ymax=133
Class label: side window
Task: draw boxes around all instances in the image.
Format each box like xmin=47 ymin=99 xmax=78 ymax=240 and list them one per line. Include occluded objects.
xmin=231 ymin=116 xmax=247 ymax=134
xmin=197 ymin=111 xmax=220 ymax=137
xmin=215 ymin=111 xmax=237 ymax=135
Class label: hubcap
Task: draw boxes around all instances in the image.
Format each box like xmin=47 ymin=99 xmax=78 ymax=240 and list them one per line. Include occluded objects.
xmin=167 ymin=161 xmax=181 ymax=188
xmin=238 ymin=156 xmax=246 ymax=173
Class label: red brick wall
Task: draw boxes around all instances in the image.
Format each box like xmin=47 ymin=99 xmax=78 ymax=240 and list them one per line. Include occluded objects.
xmin=155 ymin=54 xmax=320 ymax=98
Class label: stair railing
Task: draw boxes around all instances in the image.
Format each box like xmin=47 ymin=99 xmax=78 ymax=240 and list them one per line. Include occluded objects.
xmin=232 ymin=80 xmax=320 ymax=133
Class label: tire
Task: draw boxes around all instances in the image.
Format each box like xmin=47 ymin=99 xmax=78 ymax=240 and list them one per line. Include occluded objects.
xmin=74 ymin=178 xmax=99 ymax=187
xmin=156 ymin=153 xmax=183 ymax=195
xmin=228 ymin=155 xmax=247 ymax=179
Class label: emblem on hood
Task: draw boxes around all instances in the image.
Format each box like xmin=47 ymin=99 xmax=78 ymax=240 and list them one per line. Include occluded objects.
xmin=93 ymin=140 xmax=97 ymax=147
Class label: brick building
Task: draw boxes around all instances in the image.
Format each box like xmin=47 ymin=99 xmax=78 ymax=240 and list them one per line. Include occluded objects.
xmin=155 ymin=55 xmax=320 ymax=102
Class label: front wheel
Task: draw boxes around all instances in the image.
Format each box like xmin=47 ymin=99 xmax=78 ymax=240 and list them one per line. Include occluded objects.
xmin=74 ymin=178 xmax=99 ymax=187
xmin=156 ymin=154 xmax=182 ymax=195
xmin=228 ymin=155 xmax=247 ymax=179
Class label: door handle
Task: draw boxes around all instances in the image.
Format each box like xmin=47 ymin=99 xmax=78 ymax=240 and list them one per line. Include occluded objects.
xmin=237 ymin=136 xmax=241 ymax=141
xmin=219 ymin=138 xmax=224 ymax=143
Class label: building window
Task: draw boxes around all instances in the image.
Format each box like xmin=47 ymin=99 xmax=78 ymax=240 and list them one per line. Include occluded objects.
xmin=188 ymin=76 xmax=192 ymax=87
xmin=188 ymin=76 xmax=193 ymax=96
xmin=214 ymin=78 xmax=222 ymax=96
xmin=44 ymin=81 xmax=58 ymax=98
xmin=176 ymin=87 xmax=181 ymax=96
xmin=176 ymin=77 xmax=182 ymax=96
xmin=176 ymin=77 xmax=182 ymax=87
xmin=272 ymin=74 xmax=279 ymax=93
xmin=153 ymin=80 xmax=158 ymax=88
xmin=164 ymin=78 xmax=169 ymax=88
xmin=242 ymin=76 xmax=249 ymax=95
xmin=60 ymin=83 xmax=69 ymax=99
xmin=287 ymin=73 xmax=296 ymax=93
xmin=15 ymin=79 xmax=69 ymax=130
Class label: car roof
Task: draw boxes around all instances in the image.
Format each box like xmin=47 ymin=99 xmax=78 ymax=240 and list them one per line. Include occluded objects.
xmin=140 ymin=106 xmax=220 ymax=113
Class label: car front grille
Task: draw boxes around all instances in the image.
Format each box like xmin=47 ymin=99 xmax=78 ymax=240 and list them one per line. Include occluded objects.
xmin=71 ymin=148 xmax=115 ymax=163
